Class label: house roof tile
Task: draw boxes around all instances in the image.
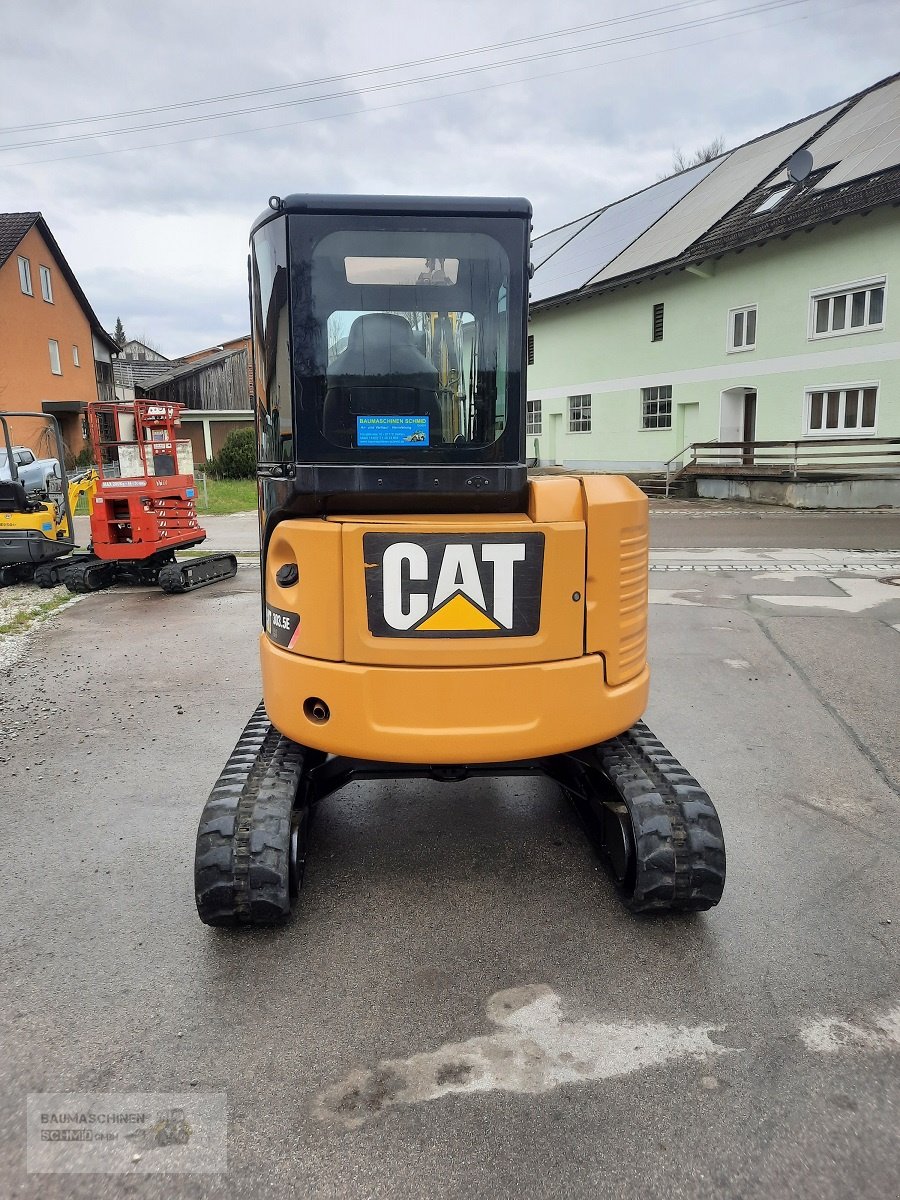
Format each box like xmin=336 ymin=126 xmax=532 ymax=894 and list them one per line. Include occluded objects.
xmin=0 ymin=210 xmax=118 ymax=352
xmin=0 ymin=212 xmax=40 ymax=271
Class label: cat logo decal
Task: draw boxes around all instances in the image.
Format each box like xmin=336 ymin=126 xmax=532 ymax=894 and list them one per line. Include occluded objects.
xmin=364 ymin=533 xmax=544 ymax=638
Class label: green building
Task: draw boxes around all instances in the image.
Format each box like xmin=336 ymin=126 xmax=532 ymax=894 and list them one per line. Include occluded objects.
xmin=527 ymin=73 xmax=900 ymax=503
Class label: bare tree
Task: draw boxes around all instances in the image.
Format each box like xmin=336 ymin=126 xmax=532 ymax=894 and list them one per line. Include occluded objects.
xmin=660 ymin=136 xmax=727 ymax=180
xmin=130 ymin=332 xmax=166 ymax=356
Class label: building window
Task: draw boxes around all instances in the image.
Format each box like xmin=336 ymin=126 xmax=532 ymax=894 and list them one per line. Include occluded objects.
xmin=527 ymin=333 xmax=534 ymax=365
xmin=754 ymin=186 xmax=791 ymax=214
xmin=805 ymin=386 xmax=877 ymax=436
xmin=651 ymin=302 xmax=664 ymax=342
xmin=641 ymin=384 xmax=672 ymax=429
xmin=568 ymin=394 xmax=591 ymax=433
xmin=40 ymin=265 xmax=54 ymax=303
xmin=18 ymin=256 xmax=33 ymax=295
xmin=526 ymin=397 xmax=542 ymax=435
xmin=728 ymin=305 xmax=757 ymax=352
xmin=810 ymin=279 xmax=885 ymax=339
xmin=48 ymin=340 xmax=62 ymax=375
xmin=72 ymin=344 xmax=80 ymax=367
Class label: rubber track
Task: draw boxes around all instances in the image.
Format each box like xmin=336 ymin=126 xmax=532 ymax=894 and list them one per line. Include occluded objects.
xmin=194 ymin=703 xmax=310 ymax=926
xmin=159 ymin=554 xmax=238 ymax=594
xmin=594 ymin=720 xmax=726 ymax=912
xmin=33 ymin=560 xmax=65 ymax=588
xmin=63 ymin=558 xmax=116 ymax=593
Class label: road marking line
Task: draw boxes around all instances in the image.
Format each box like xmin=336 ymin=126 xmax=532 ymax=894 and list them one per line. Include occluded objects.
xmin=753 ymin=578 xmax=899 ymax=613
xmin=650 ymin=589 xmax=704 ymax=606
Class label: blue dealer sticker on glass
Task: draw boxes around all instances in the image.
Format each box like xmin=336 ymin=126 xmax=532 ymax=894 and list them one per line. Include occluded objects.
xmin=356 ymin=415 xmax=430 ymax=447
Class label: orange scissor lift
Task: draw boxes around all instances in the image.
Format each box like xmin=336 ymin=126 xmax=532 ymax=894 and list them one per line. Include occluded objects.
xmin=61 ymin=399 xmax=237 ymax=594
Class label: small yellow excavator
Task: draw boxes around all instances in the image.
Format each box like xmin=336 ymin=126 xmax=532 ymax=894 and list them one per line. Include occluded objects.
xmin=194 ymin=194 xmax=725 ymax=926
xmin=0 ymin=412 xmax=97 ymax=587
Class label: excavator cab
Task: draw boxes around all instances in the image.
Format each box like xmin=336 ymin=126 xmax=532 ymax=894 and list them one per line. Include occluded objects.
xmin=193 ymin=194 xmax=726 ymax=928
xmin=250 ymin=194 xmax=528 ymax=521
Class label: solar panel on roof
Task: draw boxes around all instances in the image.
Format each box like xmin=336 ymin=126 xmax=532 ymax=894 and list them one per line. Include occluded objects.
xmin=531 ymin=211 xmax=599 ymax=269
xmin=529 ymin=160 xmax=717 ymax=304
xmin=811 ymin=78 xmax=900 ymax=189
xmin=590 ymin=106 xmax=842 ymax=285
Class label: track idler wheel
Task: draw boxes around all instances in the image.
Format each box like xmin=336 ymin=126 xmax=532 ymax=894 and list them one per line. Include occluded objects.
xmin=34 ymin=560 xmax=66 ymax=588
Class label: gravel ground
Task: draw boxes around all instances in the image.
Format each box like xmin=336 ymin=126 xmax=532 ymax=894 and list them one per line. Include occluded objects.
xmin=0 ymin=583 xmax=82 ymax=674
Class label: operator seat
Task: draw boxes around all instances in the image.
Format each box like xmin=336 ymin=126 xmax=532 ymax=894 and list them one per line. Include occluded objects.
xmin=0 ymin=480 xmax=33 ymax=514
xmin=323 ymin=312 xmax=441 ymax=447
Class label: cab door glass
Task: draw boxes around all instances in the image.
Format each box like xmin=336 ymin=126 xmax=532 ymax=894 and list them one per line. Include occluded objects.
xmin=250 ymin=219 xmax=293 ymax=463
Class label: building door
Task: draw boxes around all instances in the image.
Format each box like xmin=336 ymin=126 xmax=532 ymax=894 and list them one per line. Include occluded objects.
xmin=680 ymin=402 xmax=700 ymax=463
xmin=719 ymin=387 xmax=755 ymax=464
xmin=547 ymin=412 xmax=563 ymax=466
xmin=742 ymin=391 xmax=757 ymax=465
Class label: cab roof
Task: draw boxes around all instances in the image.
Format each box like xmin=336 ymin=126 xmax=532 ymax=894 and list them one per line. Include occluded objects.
xmin=251 ymin=194 xmax=532 ymax=236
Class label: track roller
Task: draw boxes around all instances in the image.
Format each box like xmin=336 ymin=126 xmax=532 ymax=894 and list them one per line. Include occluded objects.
xmin=159 ymin=553 xmax=238 ymax=594
xmin=560 ymin=721 xmax=726 ymax=913
xmin=194 ymin=703 xmax=323 ymax=926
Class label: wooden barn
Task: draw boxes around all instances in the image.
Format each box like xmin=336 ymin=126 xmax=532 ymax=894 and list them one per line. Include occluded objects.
xmin=139 ymin=347 xmax=253 ymax=465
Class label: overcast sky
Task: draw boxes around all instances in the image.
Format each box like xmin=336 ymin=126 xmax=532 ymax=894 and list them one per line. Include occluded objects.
xmin=2 ymin=0 xmax=896 ymax=357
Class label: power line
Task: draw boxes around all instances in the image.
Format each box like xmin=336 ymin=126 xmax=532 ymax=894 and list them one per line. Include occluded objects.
xmin=1 ymin=0 xmax=809 ymax=153
xmin=9 ymin=4 xmax=824 ymax=169
xmin=0 ymin=0 xmax=734 ymax=135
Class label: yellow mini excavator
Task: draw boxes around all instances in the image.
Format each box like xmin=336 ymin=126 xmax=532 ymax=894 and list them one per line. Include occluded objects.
xmin=0 ymin=412 xmax=97 ymax=587
xmin=194 ymin=194 xmax=725 ymax=926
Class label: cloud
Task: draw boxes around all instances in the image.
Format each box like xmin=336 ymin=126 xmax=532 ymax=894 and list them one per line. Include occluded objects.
xmin=1 ymin=0 xmax=896 ymax=355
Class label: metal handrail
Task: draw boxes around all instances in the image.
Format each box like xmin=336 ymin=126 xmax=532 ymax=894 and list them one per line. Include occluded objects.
xmin=686 ymin=436 xmax=900 ymax=480
xmin=662 ymin=436 xmax=900 ymax=496
xmin=663 ymin=439 xmax=715 ymax=498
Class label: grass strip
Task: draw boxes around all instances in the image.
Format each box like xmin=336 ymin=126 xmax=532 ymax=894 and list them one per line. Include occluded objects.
xmin=0 ymin=593 xmax=75 ymax=637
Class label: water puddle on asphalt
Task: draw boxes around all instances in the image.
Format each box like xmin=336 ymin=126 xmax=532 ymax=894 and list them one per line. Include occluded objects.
xmin=800 ymin=1005 xmax=900 ymax=1054
xmin=312 ymin=985 xmax=733 ymax=1130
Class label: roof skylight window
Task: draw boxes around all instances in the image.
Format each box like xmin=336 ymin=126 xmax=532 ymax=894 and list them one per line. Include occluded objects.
xmin=754 ymin=186 xmax=792 ymax=214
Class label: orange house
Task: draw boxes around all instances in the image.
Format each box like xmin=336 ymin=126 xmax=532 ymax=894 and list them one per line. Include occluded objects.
xmin=0 ymin=212 xmax=118 ymax=461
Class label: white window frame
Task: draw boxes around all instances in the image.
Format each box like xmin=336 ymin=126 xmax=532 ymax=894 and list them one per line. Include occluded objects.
xmin=568 ymin=394 xmax=591 ymax=433
xmin=526 ymin=397 xmax=542 ymax=436
xmin=39 ymin=264 xmax=54 ymax=303
xmin=803 ymin=382 xmax=879 ymax=437
xmin=640 ymin=384 xmax=673 ymax=430
xmin=18 ymin=256 xmax=33 ymax=295
xmin=727 ymin=304 xmax=757 ymax=353
xmin=48 ymin=339 xmax=62 ymax=375
xmin=72 ymin=344 xmax=81 ymax=367
xmin=754 ymin=186 xmax=791 ymax=214
xmin=808 ymin=276 xmax=886 ymax=341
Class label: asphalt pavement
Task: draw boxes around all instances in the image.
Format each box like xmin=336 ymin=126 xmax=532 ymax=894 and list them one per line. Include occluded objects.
xmin=1 ymin=502 xmax=898 ymax=1199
